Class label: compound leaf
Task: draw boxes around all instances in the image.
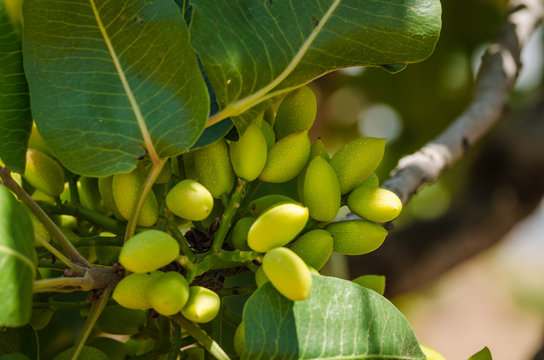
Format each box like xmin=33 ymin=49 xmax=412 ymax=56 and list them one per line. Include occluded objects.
xmin=242 ymin=275 xmax=425 ymax=360
xmin=23 ymin=0 xmax=209 ymax=177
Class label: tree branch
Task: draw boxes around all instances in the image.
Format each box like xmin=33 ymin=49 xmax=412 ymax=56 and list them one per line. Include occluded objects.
xmin=383 ymin=0 xmax=544 ymax=204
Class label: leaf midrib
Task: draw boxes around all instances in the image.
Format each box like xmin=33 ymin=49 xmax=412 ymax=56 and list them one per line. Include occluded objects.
xmin=88 ymin=0 xmax=160 ymax=163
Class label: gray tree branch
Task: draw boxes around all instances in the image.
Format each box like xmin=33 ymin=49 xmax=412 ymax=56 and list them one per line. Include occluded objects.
xmin=383 ymin=0 xmax=544 ymax=204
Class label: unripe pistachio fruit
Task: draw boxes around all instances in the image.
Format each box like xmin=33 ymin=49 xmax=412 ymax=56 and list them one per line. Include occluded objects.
xmin=24 ymin=148 xmax=65 ymax=197
xmin=181 ymin=286 xmax=221 ymax=323
xmin=247 ymin=203 xmax=309 ymax=253
xmin=325 ymin=220 xmax=387 ymax=255
xmin=289 ymin=229 xmax=333 ymax=270
xmin=78 ymin=176 xmax=106 ymax=213
xmin=274 ymin=86 xmax=317 ymax=140
xmin=98 ymin=176 xmax=124 ymax=220
xmin=113 ymin=271 xmax=164 ymax=309
xmin=352 ymin=274 xmax=386 ymax=295
xmin=229 ymin=123 xmax=268 ymax=181
xmin=148 ymin=272 xmax=190 ymax=316
xmin=166 ymin=179 xmax=214 ymax=221
xmin=420 ymin=345 xmax=446 ymax=360
xmin=259 ymin=120 xmax=276 ymax=149
xmin=229 ymin=217 xmax=255 ymax=251
xmin=347 ymin=186 xmax=402 ymax=223
xmin=192 ymin=139 xmax=234 ymax=198
xmin=330 ymin=138 xmax=386 ymax=194
xmin=233 ymin=322 xmax=245 ymax=356
xmin=119 ymin=230 xmax=180 ymax=273
xmin=112 ymin=169 xmax=159 ymax=226
xmin=262 ymin=247 xmax=312 ymax=301
xmin=247 ymin=194 xmax=296 ymax=216
xmin=259 ymin=130 xmax=310 ymax=183
xmin=303 ymin=156 xmax=341 ymax=222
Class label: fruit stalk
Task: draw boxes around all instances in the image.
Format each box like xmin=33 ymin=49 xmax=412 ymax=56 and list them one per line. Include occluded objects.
xmin=172 ymin=314 xmax=231 ymax=360
xmin=210 ymin=178 xmax=247 ymax=251
xmin=0 ymin=166 xmax=90 ymax=267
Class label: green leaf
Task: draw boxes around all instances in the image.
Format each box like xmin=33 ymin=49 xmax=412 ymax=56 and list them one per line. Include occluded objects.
xmin=242 ymin=275 xmax=425 ymax=360
xmin=191 ymin=0 xmax=442 ymax=129
xmin=0 ymin=186 xmax=36 ymax=327
xmin=0 ymin=0 xmax=32 ymax=173
xmin=468 ymin=347 xmax=492 ymax=360
xmin=0 ymin=325 xmax=39 ymax=360
xmin=0 ymin=354 xmax=30 ymax=360
xmin=23 ymin=0 xmax=209 ymax=177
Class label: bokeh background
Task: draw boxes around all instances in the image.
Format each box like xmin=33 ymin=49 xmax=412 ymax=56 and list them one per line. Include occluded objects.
xmin=311 ymin=0 xmax=544 ymax=358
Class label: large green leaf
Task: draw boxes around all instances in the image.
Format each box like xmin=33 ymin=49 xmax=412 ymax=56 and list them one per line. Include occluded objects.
xmin=191 ymin=0 xmax=441 ymax=130
xmin=242 ymin=275 xmax=425 ymax=360
xmin=0 ymin=185 xmax=36 ymax=327
xmin=0 ymin=0 xmax=32 ymax=173
xmin=0 ymin=325 xmax=39 ymax=360
xmin=23 ymin=0 xmax=209 ymax=177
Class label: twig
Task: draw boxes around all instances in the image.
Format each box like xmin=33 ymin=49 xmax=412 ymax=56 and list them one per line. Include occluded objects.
xmin=383 ymin=0 xmax=544 ymax=204
xmin=210 ymin=178 xmax=247 ymax=250
xmin=173 ymin=315 xmax=231 ymax=360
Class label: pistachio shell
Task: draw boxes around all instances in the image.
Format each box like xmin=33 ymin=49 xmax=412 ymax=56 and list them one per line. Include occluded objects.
xmin=289 ymin=229 xmax=333 ymax=270
xmin=274 ymin=86 xmax=317 ymax=140
xmin=181 ymin=286 xmax=221 ymax=323
xmin=420 ymin=345 xmax=447 ymax=360
xmin=303 ymin=156 xmax=341 ymax=222
xmin=119 ymin=230 xmax=180 ymax=273
xmin=234 ymin=322 xmax=245 ymax=356
xmin=330 ymin=138 xmax=386 ymax=194
xmin=259 ymin=130 xmax=310 ymax=183
xmin=325 ymin=220 xmax=387 ymax=255
xmin=113 ymin=271 xmax=164 ymax=309
xmin=98 ymin=176 xmax=124 ymax=220
xmin=259 ymin=119 xmax=276 ymax=149
xmin=229 ymin=123 xmax=268 ymax=181
xmin=247 ymin=203 xmax=309 ymax=253
xmin=247 ymin=194 xmax=296 ymax=216
xmin=148 ymin=272 xmax=190 ymax=316
xmin=112 ymin=169 xmax=159 ymax=226
xmin=262 ymin=247 xmax=312 ymax=301
xmin=352 ymin=274 xmax=386 ymax=295
xmin=192 ymin=139 xmax=234 ymax=198
xmin=347 ymin=186 xmax=402 ymax=223
xmin=229 ymin=217 xmax=256 ymax=251
xmin=166 ymin=179 xmax=214 ymax=221
xmin=24 ymin=148 xmax=65 ymax=197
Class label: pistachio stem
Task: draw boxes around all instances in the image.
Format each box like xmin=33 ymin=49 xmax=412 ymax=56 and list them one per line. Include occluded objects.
xmin=210 ymin=178 xmax=247 ymax=250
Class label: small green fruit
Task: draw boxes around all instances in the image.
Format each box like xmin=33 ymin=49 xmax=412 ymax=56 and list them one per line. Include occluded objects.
xmin=259 ymin=130 xmax=310 ymax=183
xmin=112 ymin=169 xmax=159 ymax=226
xmin=119 ymin=230 xmax=180 ymax=273
xmin=248 ymin=203 xmax=309 ymax=253
xmin=98 ymin=176 xmax=124 ymax=220
xmin=229 ymin=217 xmax=256 ymax=251
xmin=87 ymin=337 xmax=128 ymax=360
xmin=420 ymin=345 xmax=447 ymax=360
xmin=230 ymin=123 xmax=268 ymax=181
xmin=96 ymin=305 xmax=146 ymax=335
xmin=181 ymin=286 xmax=221 ymax=323
xmin=29 ymin=308 xmax=54 ymax=330
xmin=247 ymin=194 xmax=296 ymax=216
xmin=24 ymin=148 xmax=65 ymax=197
xmin=352 ymin=274 xmax=386 ymax=295
xmin=289 ymin=229 xmax=333 ymax=270
xmin=274 ymin=86 xmax=317 ymax=140
xmin=148 ymin=272 xmax=190 ymax=316
xmin=262 ymin=247 xmax=312 ymax=301
xmin=309 ymin=139 xmax=330 ymax=161
xmin=192 ymin=139 xmax=234 ymax=198
xmin=330 ymin=138 xmax=386 ymax=194
xmin=78 ymin=176 xmax=106 ymax=213
xmin=166 ymin=179 xmax=214 ymax=221
xmin=28 ymin=123 xmax=53 ymax=157
xmin=30 ymin=212 xmax=50 ymax=247
xmin=303 ymin=156 xmax=341 ymax=222
xmin=234 ymin=322 xmax=245 ymax=356
xmin=325 ymin=220 xmax=387 ymax=255
xmin=113 ymin=271 xmax=164 ymax=309
xmin=259 ymin=120 xmax=276 ymax=149
xmin=347 ymin=186 xmax=402 ymax=223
